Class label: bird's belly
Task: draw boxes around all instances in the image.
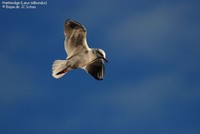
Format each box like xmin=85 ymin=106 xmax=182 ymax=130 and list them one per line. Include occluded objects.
xmin=69 ymin=54 xmax=94 ymax=69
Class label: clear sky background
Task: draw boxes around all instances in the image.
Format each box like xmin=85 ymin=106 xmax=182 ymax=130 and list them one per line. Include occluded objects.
xmin=0 ymin=0 xmax=200 ymax=134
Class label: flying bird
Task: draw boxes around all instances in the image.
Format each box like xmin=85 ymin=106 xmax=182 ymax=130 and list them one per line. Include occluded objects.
xmin=52 ymin=19 xmax=108 ymax=80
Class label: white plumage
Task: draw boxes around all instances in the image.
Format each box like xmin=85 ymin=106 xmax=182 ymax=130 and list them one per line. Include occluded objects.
xmin=52 ymin=19 xmax=108 ymax=80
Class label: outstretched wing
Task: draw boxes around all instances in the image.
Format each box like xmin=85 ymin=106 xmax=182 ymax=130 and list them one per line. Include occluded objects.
xmin=83 ymin=59 xmax=105 ymax=80
xmin=64 ymin=19 xmax=89 ymax=58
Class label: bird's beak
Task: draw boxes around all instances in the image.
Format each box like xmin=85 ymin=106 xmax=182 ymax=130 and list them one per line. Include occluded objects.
xmin=103 ymin=57 xmax=108 ymax=63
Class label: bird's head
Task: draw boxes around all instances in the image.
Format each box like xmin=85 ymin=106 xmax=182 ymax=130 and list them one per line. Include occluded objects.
xmin=96 ymin=49 xmax=108 ymax=63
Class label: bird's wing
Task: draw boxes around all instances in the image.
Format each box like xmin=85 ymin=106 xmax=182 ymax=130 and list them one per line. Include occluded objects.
xmin=64 ymin=19 xmax=89 ymax=58
xmin=83 ymin=59 xmax=105 ymax=80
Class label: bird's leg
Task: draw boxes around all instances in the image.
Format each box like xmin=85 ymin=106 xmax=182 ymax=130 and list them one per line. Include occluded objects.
xmin=56 ymin=68 xmax=68 ymax=75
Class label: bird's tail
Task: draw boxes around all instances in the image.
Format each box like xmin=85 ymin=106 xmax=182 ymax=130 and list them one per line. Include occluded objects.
xmin=52 ymin=60 xmax=69 ymax=79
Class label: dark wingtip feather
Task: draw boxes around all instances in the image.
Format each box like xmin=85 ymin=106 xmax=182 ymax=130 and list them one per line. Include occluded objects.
xmin=86 ymin=60 xmax=105 ymax=81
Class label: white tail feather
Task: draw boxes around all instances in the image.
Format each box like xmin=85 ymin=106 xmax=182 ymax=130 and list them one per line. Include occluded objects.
xmin=52 ymin=60 xmax=68 ymax=79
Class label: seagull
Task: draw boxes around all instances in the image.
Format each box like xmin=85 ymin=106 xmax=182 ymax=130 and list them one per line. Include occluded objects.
xmin=52 ymin=19 xmax=108 ymax=80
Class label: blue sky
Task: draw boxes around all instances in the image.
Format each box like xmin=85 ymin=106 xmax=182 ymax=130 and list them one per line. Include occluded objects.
xmin=0 ymin=0 xmax=200 ymax=134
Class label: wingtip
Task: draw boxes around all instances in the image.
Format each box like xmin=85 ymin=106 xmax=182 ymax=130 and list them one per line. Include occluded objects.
xmin=97 ymin=78 xmax=104 ymax=81
xmin=65 ymin=19 xmax=71 ymax=23
xmin=65 ymin=19 xmax=82 ymax=25
xmin=64 ymin=19 xmax=86 ymax=32
xmin=91 ymin=76 xmax=104 ymax=81
xmin=92 ymin=75 xmax=104 ymax=81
